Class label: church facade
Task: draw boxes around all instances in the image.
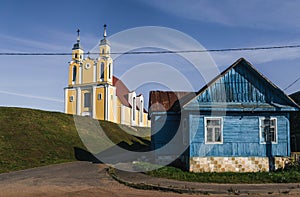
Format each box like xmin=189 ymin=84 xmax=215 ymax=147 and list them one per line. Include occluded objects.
xmin=64 ymin=26 xmax=150 ymax=127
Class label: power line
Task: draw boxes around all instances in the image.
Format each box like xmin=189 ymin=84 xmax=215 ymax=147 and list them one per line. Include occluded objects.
xmin=284 ymin=76 xmax=300 ymax=91
xmin=1 ymin=44 xmax=300 ymax=56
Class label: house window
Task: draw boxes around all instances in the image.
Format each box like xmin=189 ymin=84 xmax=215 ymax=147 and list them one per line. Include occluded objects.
xmin=100 ymin=62 xmax=104 ymax=80
xmin=97 ymin=93 xmax=102 ymax=100
xmin=260 ymin=117 xmax=277 ymax=143
xmin=205 ymin=117 xmax=223 ymax=144
xmin=84 ymin=93 xmax=91 ymax=108
xmin=69 ymin=96 xmax=74 ymax=102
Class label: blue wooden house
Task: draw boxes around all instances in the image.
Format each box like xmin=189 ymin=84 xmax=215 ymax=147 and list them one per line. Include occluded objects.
xmin=149 ymin=58 xmax=300 ymax=172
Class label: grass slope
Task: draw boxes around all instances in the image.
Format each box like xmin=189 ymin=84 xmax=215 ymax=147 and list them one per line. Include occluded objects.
xmin=0 ymin=107 xmax=150 ymax=173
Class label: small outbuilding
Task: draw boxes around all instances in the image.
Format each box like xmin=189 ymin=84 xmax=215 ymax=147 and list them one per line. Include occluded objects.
xmin=149 ymin=58 xmax=300 ymax=172
xmin=289 ymin=91 xmax=300 ymax=154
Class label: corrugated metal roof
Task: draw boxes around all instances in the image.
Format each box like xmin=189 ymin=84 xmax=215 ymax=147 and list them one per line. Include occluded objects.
xmin=148 ymin=91 xmax=194 ymax=113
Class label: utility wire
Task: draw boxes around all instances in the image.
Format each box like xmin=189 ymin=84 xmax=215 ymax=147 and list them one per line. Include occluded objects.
xmin=284 ymin=77 xmax=300 ymax=91
xmin=1 ymin=44 xmax=300 ymax=56
xmin=1 ymin=44 xmax=300 ymax=90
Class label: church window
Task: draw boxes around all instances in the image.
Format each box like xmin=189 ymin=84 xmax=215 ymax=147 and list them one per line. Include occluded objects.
xmin=140 ymin=100 xmax=143 ymax=123
xmin=72 ymin=66 xmax=77 ymax=82
xmin=109 ymin=63 xmax=111 ymax=79
xmin=102 ymin=49 xmax=104 ymax=54
xmin=84 ymin=93 xmax=91 ymax=108
xmin=133 ymin=97 xmax=136 ymax=121
xmin=69 ymin=96 xmax=74 ymax=102
xmin=75 ymin=53 xmax=78 ymax=59
xmin=98 ymin=93 xmax=102 ymax=100
xmin=100 ymin=63 xmax=104 ymax=80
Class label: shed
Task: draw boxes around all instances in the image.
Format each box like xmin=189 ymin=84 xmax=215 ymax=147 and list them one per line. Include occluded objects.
xmin=289 ymin=91 xmax=300 ymax=153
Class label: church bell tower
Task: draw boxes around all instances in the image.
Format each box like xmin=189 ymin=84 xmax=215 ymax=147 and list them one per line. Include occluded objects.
xmin=99 ymin=24 xmax=113 ymax=85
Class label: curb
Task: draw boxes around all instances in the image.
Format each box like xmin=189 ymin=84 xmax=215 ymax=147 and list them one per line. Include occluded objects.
xmin=107 ymin=168 xmax=212 ymax=195
xmin=107 ymin=167 xmax=300 ymax=196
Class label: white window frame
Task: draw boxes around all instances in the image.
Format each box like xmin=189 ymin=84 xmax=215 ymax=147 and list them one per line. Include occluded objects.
xmin=204 ymin=117 xmax=223 ymax=144
xmin=259 ymin=117 xmax=278 ymax=144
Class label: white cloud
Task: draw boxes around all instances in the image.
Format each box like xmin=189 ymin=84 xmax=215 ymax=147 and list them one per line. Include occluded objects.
xmin=211 ymin=45 xmax=300 ymax=67
xmin=0 ymin=34 xmax=69 ymax=52
xmin=0 ymin=90 xmax=63 ymax=103
xmin=140 ymin=0 xmax=300 ymax=31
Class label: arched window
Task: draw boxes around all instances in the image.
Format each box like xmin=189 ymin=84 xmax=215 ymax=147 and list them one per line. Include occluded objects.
xmin=108 ymin=63 xmax=111 ymax=79
xmin=102 ymin=49 xmax=104 ymax=54
xmin=140 ymin=100 xmax=143 ymax=123
xmin=75 ymin=53 xmax=78 ymax=59
xmin=72 ymin=66 xmax=77 ymax=82
xmin=133 ymin=97 xmax=136 ymax=121
xmin=100 ymin=62 xmax=104 ymax=80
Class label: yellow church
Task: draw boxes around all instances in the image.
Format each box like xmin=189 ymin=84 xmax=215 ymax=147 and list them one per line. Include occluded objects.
xmin=64 ymin=25 xmax=150 ymax=127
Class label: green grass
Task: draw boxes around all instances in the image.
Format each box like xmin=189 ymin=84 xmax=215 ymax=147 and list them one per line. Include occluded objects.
xmin=135 ymin=162 xmax=300 ymax=184
xmin=0 ymin=107 xmax=150 ymax=173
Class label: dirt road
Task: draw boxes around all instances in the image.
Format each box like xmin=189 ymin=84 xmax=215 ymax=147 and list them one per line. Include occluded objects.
xmin=0 ymin=162 xmax=199 ymax=197
xmin=1 ymin=161 xmax=299 ymax=197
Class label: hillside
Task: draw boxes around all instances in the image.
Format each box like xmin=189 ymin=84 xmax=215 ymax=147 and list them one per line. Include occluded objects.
xmin=0 ymin=107 xmax=150 ymax=173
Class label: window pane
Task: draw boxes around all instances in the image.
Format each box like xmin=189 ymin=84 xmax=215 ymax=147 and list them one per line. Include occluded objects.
xmin=271 ymin=133 xmax=275 ymax=142
xmin=270 ymin=119 xmax=276 ymax=126
xmin=263 ymin=119 xmax=270 ymax=127
xmin=212 ymin=119 xmax=220 ymax=126
xmin=207 ymin=120 xmax=212 ymax=126
xmin=215 ymin=128 xmax=221 ymax=142
xmin=207 ymin=128 xmax=213 ymax=142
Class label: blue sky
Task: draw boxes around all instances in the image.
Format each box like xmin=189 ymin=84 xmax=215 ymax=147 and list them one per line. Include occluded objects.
xmin=1 ymin=0 xmax=300 ymax=112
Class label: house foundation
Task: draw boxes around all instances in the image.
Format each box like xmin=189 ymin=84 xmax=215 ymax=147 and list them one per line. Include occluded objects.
xmin=189 ymin=157 xmax=290 ymax=172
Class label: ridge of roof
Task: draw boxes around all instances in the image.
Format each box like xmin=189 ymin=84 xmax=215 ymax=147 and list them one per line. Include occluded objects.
xmin=182 ymin=57 xmax=300 ymax=110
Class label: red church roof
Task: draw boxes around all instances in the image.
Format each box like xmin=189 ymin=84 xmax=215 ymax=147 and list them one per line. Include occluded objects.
xmin=113 ymin=76 xmax=131 ymax=107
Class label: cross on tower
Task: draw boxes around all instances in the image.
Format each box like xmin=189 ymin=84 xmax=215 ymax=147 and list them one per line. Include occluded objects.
xmin=77 ymin=29 xmax=80 ymax=43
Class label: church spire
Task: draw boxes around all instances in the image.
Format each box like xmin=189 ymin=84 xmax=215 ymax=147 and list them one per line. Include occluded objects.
xmin=100 ymin=24 xmax=110 ymax=46
xmin=77 ymin=29 xmax=80 ymax=43
xmin=103 ymin=24 xmax=107 ymax=38
xmin=72 ymin=29 xmax=83 ymax=50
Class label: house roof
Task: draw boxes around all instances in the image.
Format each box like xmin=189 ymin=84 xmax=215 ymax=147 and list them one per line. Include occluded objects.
xmin=149 ymin=58 xmax=300 ymax=115
xmin=149 ymin=91 xmax=194 ymax=113
xmin=290 ymin=91 xmax=300 ymax=106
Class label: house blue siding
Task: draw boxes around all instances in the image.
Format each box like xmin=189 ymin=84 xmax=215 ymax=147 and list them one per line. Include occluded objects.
xmin=151 ymin=114 xmax=183 ymax=155
xmin=189 ymin=113 xmax=290 ymax=157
